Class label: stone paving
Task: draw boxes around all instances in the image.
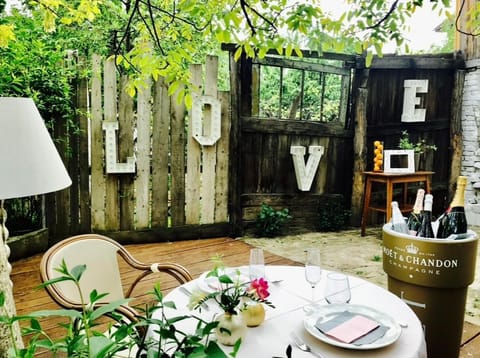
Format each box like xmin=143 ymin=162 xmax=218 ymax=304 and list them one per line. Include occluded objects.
xmin=241 ymin=225 xmax=480 ymax=326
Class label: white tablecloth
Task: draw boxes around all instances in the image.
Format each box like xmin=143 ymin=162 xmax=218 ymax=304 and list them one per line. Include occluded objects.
xmin=153 ymin=265 xmax=427 ymax=358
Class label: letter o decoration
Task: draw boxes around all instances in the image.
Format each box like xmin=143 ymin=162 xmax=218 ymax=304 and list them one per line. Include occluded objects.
xmin=191 ymin=95 xmax=222 ymax=146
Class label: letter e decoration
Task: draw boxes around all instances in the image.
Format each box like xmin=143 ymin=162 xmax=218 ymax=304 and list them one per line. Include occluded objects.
xmin=401 ymin=79 xmax=428 ymax=122
xmin=102 ymin=121 xmax=136 ymax=174
xmin=191 ymin=95 xmax=222 ymax=146
xmin=290 ymin=145 xmax=324 ymax=191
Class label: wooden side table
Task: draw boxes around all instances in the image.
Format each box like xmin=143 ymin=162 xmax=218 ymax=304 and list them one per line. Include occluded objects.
xmin=361 ymin=171 xmax=434 ymax=236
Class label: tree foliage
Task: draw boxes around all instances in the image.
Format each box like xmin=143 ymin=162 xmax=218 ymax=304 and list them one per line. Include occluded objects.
xmin=258 ymin=64 xmax=343 ymax=121
xmin=1 ymin=0 xmax=464 ymax=99
xmin=0 ymin=10 xmax=76 ymax=129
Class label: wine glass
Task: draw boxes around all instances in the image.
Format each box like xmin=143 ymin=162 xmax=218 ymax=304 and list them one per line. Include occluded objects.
xmin=304 ymin=248 xmax=322 ymax=302
xmin=249 ymin=248 xmax=265 ymax=280
xmin=324 ymin=272 xmax=351 ymax=304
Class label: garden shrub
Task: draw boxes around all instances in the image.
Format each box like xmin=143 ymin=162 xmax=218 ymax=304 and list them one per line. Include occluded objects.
xmin=316 ymin=195 xmax=351 ymax=232
xmin=255 ymin=203 xmax=292 ymax=238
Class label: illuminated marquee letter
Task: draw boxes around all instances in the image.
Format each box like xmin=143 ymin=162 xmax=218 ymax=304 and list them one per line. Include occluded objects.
xmin=191 ymin=95 xmax=221 ymax=146
xmin=102 ymin=121 xmax=136 ymax=174
xmin=401 ymin=79 xmax=428 ymax=122
xmin=290 ymin=145 xmax=324 ymax=191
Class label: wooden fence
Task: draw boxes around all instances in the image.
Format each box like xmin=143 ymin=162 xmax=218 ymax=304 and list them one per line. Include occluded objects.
xmin=45 ymin=55 xmax=231 ymax=244
xmin=225 ymin=49 xmax=357 ymax=234
xmin=350 ymin=54 xmax=463 ymax=223
xmin=35 ymin=51 xmax=465 ymax=248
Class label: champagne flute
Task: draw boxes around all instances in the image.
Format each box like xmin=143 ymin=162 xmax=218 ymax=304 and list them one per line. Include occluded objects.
xmin=324 ymin=272 xmax=351 ymax=304
xmin=304 ymin=248 xmax=321 ymax=302
xmin=249 ymin=248 xmax=265 ymax=280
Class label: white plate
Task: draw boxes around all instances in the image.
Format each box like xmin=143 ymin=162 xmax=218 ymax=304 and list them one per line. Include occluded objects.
xmin=304 ymin=304 xmax=402 ymax=350
xmin=197 ymin=268 xmax=250 ymax=293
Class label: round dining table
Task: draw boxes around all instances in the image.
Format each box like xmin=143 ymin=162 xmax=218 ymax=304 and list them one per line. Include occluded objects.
xmin=151 ymin=265 xmax=427 ymax=358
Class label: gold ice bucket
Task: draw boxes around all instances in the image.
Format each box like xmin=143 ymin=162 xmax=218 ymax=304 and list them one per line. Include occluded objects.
xmin=382 ymin=224 xmax=478 ymax=358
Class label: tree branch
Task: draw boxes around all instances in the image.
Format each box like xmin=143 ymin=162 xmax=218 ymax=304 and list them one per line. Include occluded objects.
xmin=365 ymin=0 xmax=400 ymax=30
xmin=146 ymin=0 xmax=164 ymax=53
xmin=239 ymin=0 xmax=278 ymax=36
xmin=455 ymin=0 xmax=480 ymax=37
xmin=114 ymin=0 xmax=140 ymax=55
xmin=137 ymin=0 xmax=210 ymax=32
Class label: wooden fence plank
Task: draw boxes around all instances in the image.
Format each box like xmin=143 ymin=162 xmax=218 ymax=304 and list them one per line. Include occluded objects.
xmin=119 ymin=75 xmax=135 ymax=230
xmin=350 ymin=70 xmax=369 ymax=226
xmin=151 ymin=78 xmax=170 ymax=227
xmin=227 ymin=53 xmax=242 ymax=235
xmin=449 ymin=69 xmax=465 ymax=200
xmin=103 ymin=58 xmax=120 ymax=230
xmin=201 ymin=55 xmax=219 ymax=223
xmin=215 ymin=91 xmax=230 ymax=222
xmin=135 ymin=78 xmax=152 ymax=229
xmin=186 ymin=65 xmax=203 ymax=224
xmin=53 ymin=111 xmax=70 ymax=238
xmin=170 ymin=87 xmax=186 ymax=226
xmin=90 ymin=54 xmax=106 ymax=230
xmin=77 ymin=59 xmax=91 ymax=233
xmin=69 ymin=77 xmax=80 ymax=234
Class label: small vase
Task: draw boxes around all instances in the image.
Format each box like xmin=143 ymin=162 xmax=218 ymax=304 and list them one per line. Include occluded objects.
xmin=241 ymin=301 xmax=266 ymax=327
xmin=215 ymin=312 xmax=247 ymax=346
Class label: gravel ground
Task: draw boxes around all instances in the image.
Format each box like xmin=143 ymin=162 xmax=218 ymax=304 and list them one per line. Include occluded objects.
xmin=241 ymin=225 xmax=480 ymax=326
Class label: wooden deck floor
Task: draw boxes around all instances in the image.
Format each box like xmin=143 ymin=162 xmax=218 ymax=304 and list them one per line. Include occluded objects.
xmin=10 ymin=237 xmax=480 ymax=357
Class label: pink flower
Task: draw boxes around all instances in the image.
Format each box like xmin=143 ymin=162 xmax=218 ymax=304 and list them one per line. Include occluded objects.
xmin=248 ymin=278 xmax=270 ymax=300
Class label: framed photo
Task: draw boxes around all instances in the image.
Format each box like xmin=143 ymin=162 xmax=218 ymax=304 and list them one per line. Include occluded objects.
xmin=383 ymin=149 xmax=415 ymax=173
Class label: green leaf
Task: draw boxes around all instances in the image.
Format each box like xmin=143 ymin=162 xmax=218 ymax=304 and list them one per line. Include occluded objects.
xmin=88 ymin=336 xmax=116 ymax=356
xmin=234 ymin=47 xmax=243 ymax=62
xmin=88 ymin=289 xmax=110 ymax=305
xmin=71 ymin=264 xmax=87 ymax=281
xmin=16 ymin=309 xmax=82 ymax=320
xmin=365 ymin=51 xmax=373 ymax=67
xmin=204 ymin=340 xmax=230 ymax=357
xmin=163 ymin=300 xmax=177 ymax=310
xmin=218 ymin=274 xmax=234 ymax=284
xmin=30 ymin=318 xmax=41 ymax=330
xmin=89 ymin=299 xmax=132 ymax=321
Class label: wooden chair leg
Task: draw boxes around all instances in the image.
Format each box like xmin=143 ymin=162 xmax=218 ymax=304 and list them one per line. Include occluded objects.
xmin=386 ymin=181 xmax=393 ymax=222
xmin=361 ymin=178 xmax=372 ymax=236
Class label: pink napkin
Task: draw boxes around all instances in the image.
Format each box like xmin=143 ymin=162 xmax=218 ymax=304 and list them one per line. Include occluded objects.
xmin=325 ymin=315 xmax=380 ymax=343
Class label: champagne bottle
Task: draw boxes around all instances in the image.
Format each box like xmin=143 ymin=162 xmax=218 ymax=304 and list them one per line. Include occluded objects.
xmin=436 ymin=176 xmax=468 ymax=239
xmin=391 ymin=201 xmax=409 ymax=235
xmin=406 ymin=188 xmax=425 ymax=236
xmin=417 ymin=194 xmax=434 ymax=238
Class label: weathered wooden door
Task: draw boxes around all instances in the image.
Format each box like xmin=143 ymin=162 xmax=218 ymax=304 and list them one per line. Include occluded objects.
xmin=225 ymin=47 xmax=357 ymax=235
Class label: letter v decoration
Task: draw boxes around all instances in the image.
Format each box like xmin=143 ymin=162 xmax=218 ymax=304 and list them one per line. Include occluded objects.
xmin=102 ymin=121 xmax=136 ymax=173
xmin=191 ymin=94 xmax=222 ymax=146
xmin=290 ymin=145 xmax=324 ymax=191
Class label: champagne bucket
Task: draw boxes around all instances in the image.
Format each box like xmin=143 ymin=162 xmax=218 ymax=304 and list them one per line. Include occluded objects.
xmin=382 ymin=224 xmax=478 ymax=358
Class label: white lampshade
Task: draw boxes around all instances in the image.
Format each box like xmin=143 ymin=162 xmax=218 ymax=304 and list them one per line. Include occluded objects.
xmin=0 ymin=97 xmax=72 ymax=200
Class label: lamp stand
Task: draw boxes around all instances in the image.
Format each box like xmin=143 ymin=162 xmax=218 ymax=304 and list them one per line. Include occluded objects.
xmin=0 ymin=200 xmax=24 ymax=354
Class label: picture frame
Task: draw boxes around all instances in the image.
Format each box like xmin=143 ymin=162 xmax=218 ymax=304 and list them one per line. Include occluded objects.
xmin=383 ymin=149 xmax=415 ymax=173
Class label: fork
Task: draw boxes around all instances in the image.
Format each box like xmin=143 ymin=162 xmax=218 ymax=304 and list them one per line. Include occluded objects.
xmin=290 ymin=332 xmax=326 ymax=358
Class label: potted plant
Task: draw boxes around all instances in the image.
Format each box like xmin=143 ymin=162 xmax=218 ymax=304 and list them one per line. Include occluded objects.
xmin=398 ymin=130 xmax=437 ymax=171
xmin=0 ymin=262 xmax=237 ymax=358
xmin=189 ymin=265 xmax=274 ymax=346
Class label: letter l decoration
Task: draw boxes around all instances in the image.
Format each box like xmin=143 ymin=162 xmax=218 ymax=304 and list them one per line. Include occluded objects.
xmin=290 ymin=145 xmax=324 ymax=191
xmin=102 ymin=121 xmax=136 ymax=173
